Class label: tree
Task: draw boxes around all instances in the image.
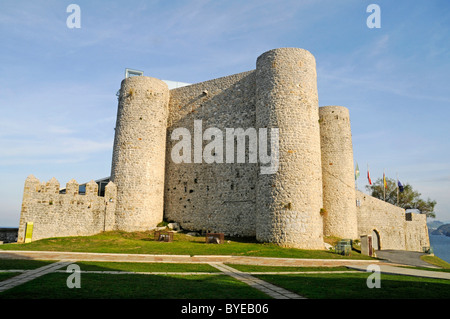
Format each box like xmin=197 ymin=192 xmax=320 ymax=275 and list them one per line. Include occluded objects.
xmin=365 ymin=177 xmax=436 ymax=218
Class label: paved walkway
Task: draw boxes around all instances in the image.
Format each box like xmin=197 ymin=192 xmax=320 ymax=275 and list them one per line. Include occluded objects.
xmin=0 ymin=250 xmax=381 ymax=267
xmin=210 ymin=263 xmax=305 ymax=299
xmin=347 ymin=264 xmax=450 ymax=280
xmin=0 ymin=261 xmax=74 ymax=293
xmin=375 ymin=250 xmax=435 ymax=268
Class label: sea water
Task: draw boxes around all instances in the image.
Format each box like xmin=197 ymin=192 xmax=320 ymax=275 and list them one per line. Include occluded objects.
xmin=429 ymin=234 xmax=450 ymax=263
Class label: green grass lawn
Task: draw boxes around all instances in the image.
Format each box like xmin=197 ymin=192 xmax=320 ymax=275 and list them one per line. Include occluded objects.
xmin=0 ymin=259 xmax=55 ymax=270
xmin=2 ymin=260 xmax=449 ymax=299
xmin=0 ymin=272 xmax=271 ymax=299
xmin=68 ymin=261 xmax=221 ymax=272
xmin=421 ymin=255 xmax=450 ymax=269
xmin=0 ymin=230 xmax=373 ymax=260
xmin=0 ymin=259 xmax=219 ymax=273
xmin=256 ymin=273 xmax=450 ymax=299
xmin=2 ymin=231 xmax=448 ymax=300
xmin=0 ymin=260 xmax=57 ymax=283
xmin=226 ymin=264 xmax=351 ymax=272
xmin=0 ymin=272 xmax=19 ymax=282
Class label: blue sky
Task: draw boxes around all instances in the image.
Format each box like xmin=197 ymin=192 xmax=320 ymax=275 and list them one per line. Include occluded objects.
xmin=0 ymin=0 xmax=449 ymax=227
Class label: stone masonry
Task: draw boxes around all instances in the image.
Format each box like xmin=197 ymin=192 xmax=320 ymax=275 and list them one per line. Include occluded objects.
xmin=319 ymin=106 xmax=358 ymax=239
xmin=18 ymin=175 xmax=116 ymax=242
xmin=17 ymin=47 xmax=430 ymax=252
xmin=111 ymin=76 xmax=169 ymax=232
xmin=255 ymin=48 xmax=324 ymax=249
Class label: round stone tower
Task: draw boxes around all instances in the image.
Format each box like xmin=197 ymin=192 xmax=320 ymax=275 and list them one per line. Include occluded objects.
xmin=319 ymin=105 xmax=358 ymax=239
xmin=111 ymin=76 xmax=169 ymax=231
xmin=255 ymin=48 xmax=324 ymax=249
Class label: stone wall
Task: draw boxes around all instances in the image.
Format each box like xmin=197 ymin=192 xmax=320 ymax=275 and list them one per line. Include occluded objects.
xmin=18 ymin=175 xmax=117 ymax=242
xmin=164 ymin=47 xmax=325 ymax=249
xmin=355 ymin=190 xmax=429 ymax=251
xmin=404 ymin=212 xmax=430 ymax=251
xmin=164 ymin=71 xmax=258 ymax=236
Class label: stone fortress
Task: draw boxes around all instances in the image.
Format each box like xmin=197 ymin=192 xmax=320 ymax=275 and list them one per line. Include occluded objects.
xmin=18 ymin=47 xmax=430 ymax=252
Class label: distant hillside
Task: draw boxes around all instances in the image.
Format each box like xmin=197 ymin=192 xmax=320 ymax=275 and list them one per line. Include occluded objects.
xmin=428 ymin=220 xmax=444 ymax=230
xmin=431 ymin=224 xmax=450 ymax=237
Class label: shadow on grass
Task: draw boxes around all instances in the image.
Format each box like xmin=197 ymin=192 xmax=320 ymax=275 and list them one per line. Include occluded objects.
xmin=0 ymin=272 xmax=19 ymax=282
xmin=256 ymin=273 xmax=450 ymax=299
xmin=0 ymin=272 xmax=271 ymax=299
xmin=0 ymin=259 xmax=55 ymax=270
xmin=70 ymin=261 xmax=220 ymax=273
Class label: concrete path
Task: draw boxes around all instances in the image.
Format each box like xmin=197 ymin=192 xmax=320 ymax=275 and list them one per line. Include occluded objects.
xmin=210 ymin=263 xmax=306 ymax=299
xmin=0 ymin=250 xmax=380 ymax=267
xmin=375 ymin=250 xmax=435 ymax=268
xmin=347 ymin=264 xmax=450 ymax=280
xmin=0 ymin=261 xmax=74 ymax=293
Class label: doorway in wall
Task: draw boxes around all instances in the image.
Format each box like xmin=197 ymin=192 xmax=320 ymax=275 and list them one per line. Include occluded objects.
xmin=372 ymin=229 xmax=380 ymax=250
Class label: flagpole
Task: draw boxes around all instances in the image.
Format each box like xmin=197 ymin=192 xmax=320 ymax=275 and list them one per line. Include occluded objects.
xmin=396 ymin=172 xmax=399 ymax=206
xmin=383 ymin=169 xmax=386 ymax=201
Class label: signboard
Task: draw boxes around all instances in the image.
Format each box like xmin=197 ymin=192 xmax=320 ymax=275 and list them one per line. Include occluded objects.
xmin=25 ymin=222 xmax=33 ymax=243
xmin=360 ymin=234 xmax=373 ymax=257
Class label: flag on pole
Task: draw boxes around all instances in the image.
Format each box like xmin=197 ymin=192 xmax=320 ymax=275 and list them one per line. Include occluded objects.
xmin=383 ymin=172 xmax=387 ymax=189
xmin=398 ymin=180 xmax=404 ymax=192
xmin=367 ymin=165 xmax=372 ymax=185
xmin=355 ymin=162 xmax=360 ymax=180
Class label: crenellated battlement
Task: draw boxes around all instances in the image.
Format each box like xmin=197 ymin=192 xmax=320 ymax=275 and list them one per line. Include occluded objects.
xmin=18 ymin=175 xmax=117 ymax=242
